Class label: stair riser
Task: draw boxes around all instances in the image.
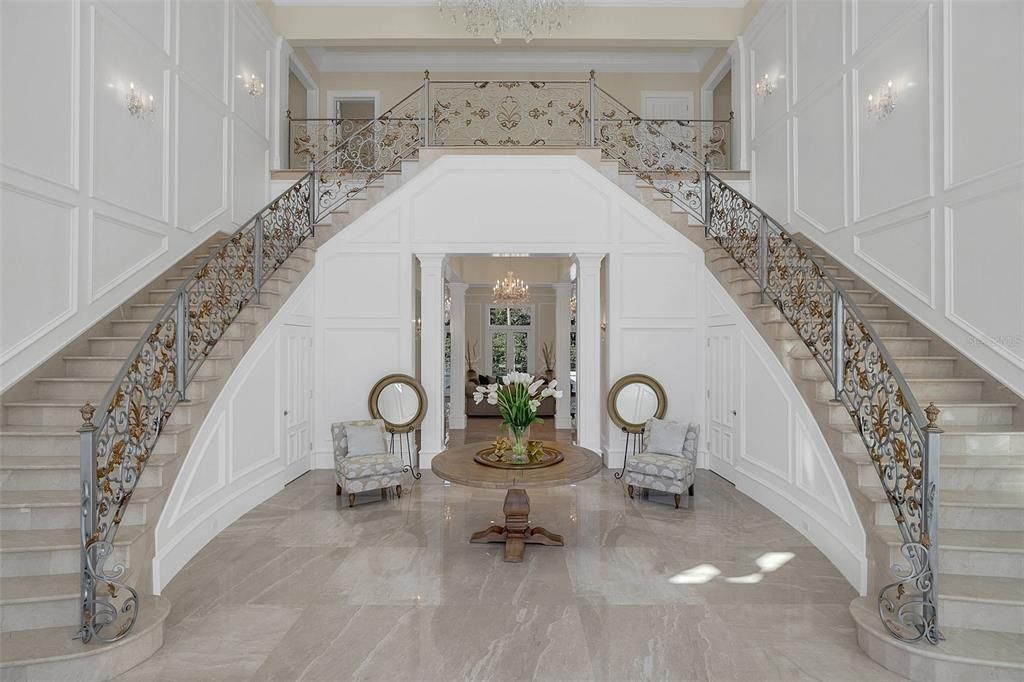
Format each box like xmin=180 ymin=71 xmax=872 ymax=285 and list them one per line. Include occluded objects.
xmin=0 ymin=464 xmax=162 ymax=492
xmin=89 ymin=336 xmax=244 ymax=357
xmin=0 ymin=544 xmax=129 ymax=578
xmin=771 ymin=319 xmax=909 ymax=339
xmin=110 ymin=318 xmax=252 ymax=339
xmin=804 ymin=357 xmax=955 ymax=380
xmin=930 ymin=546 xmax=1024 ymax=580
xmin=0 ymin=502 xmax=145 ymax=531
xmin=128 ymin=305 xmax=267 ymax=326
xmin=62 ymin=356 xmax=227 ymax=380
xmin=0 ymin=596 xmax=79 ymax=632
xmin=830 ymin=403 xmax=1014 ymax=427
xmin=4 ymin=401 xmax=202 ymax=428
xmin=147 ymin=287 xmax=283 ymax=307
xmin=938 ymin=597 xmax=1024 ymax=635
xmin=0 ymin=431 xmax=183 ymax=458
xmin=858 ymin=463 xmax=1024 ymax=491
xmin=875 ymin=502 xmax=1024 ymax=532
xmin=814 ymin=378 xmax=983 ymax=402
xmin=941 ymin=432 xmax=1024 ymax=456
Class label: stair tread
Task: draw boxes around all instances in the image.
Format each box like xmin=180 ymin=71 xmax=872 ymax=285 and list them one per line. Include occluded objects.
xmin=942 ymin=455 xmax=1024 ymax=468
xmin=0 ymin=452 xmax=176 ymax=470
xmin=0 ymin=487 xmax=162 ymax=508
xmin=0 ymin=423 xmax=191 ymax=437
xmin=0 ymin=595 xmax=170 ymax=666
xmin=877 ymin=526 xmax=1024 ymax=552
xmin=940 ymin=574 xmax=1024 ymax=605
xmin=862 ymin=487 xmax=1023 ymax=506
xmin=0 ymin=573 xmax=78 ymax=604
xmin=62 ymin=354 xmax=231 ymax=362
xmin=3 ymin=398 xmax=208 ymax=409
xmin=0 ymin=525 xmax=144 ymax=552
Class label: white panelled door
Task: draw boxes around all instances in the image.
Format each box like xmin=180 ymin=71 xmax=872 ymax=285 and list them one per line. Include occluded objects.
xmin=281 ymin=324 xmax=314 ymax=482
xmin=706 ymin=325 xmax=739 ymax=482
xmin=641 ymin=91 xmax=694 ymax=120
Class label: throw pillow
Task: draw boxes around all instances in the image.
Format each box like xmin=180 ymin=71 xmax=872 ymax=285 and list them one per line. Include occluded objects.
xmin=346 ymin=423 xmax=387 ymax=457
xmin=645 ymin=417 xmax=687 ymax=457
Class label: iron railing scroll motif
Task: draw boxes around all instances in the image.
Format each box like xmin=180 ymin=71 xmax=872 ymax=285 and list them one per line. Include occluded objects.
xmin=288 ymin=114 xmax=374 ymax=168
xmin=702 ymin=174 xmax=942 ymax=645
xmin=77 ymin=176 xmax=314 ymax=643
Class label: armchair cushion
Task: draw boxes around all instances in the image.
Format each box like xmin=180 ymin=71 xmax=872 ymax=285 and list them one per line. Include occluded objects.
xmin=645 ymin=418 xmax=687 ymax=457
xmin=626 ymin=453 xmax=692 ymax=478
xmin=339 ymin=453 xmax=405 ymax=479
xmin=346 ymin=423 xmax=388 ymax=456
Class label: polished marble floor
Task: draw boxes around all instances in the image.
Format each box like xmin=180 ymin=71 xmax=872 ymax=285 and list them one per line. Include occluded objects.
xmin=118 ymin=431 xmax=904 ymax=681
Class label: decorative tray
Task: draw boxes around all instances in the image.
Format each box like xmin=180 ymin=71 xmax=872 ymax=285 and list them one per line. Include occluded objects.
xmin=473 ymin=443 xmax=564 ymax=469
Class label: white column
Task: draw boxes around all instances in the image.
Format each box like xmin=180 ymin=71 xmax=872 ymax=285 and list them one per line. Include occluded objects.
xmin=574 ymin=253 xmax=604 ymax=454
xmin=552 ymin=282 xmax=573 ymax=430
xmin=417 ymin=254 xmax=446 ymax=467
xmin=448 ymin=282 xmax=468 ymax=431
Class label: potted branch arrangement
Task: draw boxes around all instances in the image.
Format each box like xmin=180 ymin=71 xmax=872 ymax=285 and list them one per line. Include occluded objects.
xmin=465 ymin=339 xmax=479 ymax=382
xmin=541 ymin=342 xmax=556 ymax=382
xmin=473 ymin=373 xmax=563 ymax=464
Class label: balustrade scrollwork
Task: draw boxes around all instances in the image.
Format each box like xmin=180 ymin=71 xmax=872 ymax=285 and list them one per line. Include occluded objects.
xmin=288 ymin=117 xmax=374 ymax=169
xmin=702 ymin=173 xmax=942 ymax=645
xmin=77 ymin=176 xmax=313 ymax=643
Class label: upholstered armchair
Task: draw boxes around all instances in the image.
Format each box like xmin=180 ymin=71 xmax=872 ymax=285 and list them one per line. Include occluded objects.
xmin=623 ymin=419 xmax=699 ymax=509
xmin=331 ymin=419 xmax=406 ymax=507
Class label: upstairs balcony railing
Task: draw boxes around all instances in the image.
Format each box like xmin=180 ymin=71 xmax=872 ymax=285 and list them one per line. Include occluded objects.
xmin=78 ymin=70 xmax=938 ymax=649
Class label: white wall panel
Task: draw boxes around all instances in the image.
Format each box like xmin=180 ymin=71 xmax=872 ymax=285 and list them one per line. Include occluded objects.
xmin=177 ymin=0 xmax=227 ymax=102
xmin=0 ymin=188 xmax=77 ymax=358
xmin=231 ymin=121 xmax=269 ymax=223
xmin=176 ymin=77 xmax=228 ymax=232
xmin=751 ymin=121 xmax=790 ymax=221
xmin=619 ymin=253 xmax=697 ymax=320
xmin=742 ymin=343 xmax=791 ymax=480
xmin=853 ymin=6 xmax=932 ymax=221
xmin=0 ymin=0 xmax=279 ymax=392
xmin=232 ymin=4 xmax=271 ymax=139
xmin=320 ymin=253 xmax=401 ymax=319
xmin=229 ymin=341 xmax=279 ymax=480
xmin=854 ymin=211 xmax=933 ymax=305
xmin=749 ymin=5 xmax=789 ymax=139
xmin=0 ymin=0 xmax=77 ymax=188
xmin=88 ymin=212 xmax=168 ymax=301
xmin=792 ymin=0 xmax=844 ymax=99
xmin=741 ymin=0 xmax=1024 ymax=396
xmin=946 ymin=186 xmax=1024 ymax=364
xmin=793 ymin=79 xmax=846 ymax=231
xmin=90 ymin=5 xmax=169 ymax=221
xmin=945 ymin=0 xmax=1024 ymax=188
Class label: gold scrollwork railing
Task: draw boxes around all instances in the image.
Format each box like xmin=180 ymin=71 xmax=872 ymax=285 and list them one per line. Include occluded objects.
xmin=701 ymin=174 xmax=942 ymax=645
xmin=288 ymin=116 xmax=374 ymax=169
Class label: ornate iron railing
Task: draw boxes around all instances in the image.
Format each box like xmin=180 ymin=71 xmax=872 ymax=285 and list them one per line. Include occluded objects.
xmin=288 ymin=115 xmax=373 ymax=168
xmin=700 ymin=175 xmax=942 ymax=645
xmin=77 ymin=70 xmax=937 ymax=646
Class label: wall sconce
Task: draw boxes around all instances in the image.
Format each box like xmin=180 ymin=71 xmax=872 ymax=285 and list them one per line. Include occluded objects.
xmin=126 ymin=82 xmax=155 ymax=119
xmin=241 ymin=73 xmax=265 ymax=98
xmin=866 ymin=80 xmax=897 ymax=120
xmin=755 ymin=73 xmax=776 ymax=99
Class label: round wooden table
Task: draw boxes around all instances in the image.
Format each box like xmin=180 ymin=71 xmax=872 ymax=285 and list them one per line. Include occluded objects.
xmin=431 ymin=441 xmax=604 ymax=562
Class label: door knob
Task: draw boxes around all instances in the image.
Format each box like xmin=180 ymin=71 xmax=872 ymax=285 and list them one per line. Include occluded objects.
xmin=284 ymin=410 xmax=289 ymax=416
xmin=731 ymin=410 xmax=737 ymax=415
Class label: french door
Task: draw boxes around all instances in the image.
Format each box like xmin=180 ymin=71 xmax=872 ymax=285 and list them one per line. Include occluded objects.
xmin=487 ymin=305 xmax=533 ymax=376
xmin=281 ymin=324 xmax=313 ymax=483
xmin=706 ymin=324 xmax=739 ymax=482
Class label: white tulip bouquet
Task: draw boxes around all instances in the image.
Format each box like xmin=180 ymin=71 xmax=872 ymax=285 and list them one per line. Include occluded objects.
xmin=473 ymin=372 xmax=564 ymax=461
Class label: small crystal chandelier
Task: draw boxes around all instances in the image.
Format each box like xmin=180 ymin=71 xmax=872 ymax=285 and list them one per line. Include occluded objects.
xmin=493 ymin=258 xmax=529 ymax=304
xmin=755 ymin=73 xmax=776 ymax=99
xmin=126 ymin=82 xmax=155 ymax=119
xmin=439 ymin=0 xmax=581 ymax=44
xmin=866 ymin=80 xmax=897 ymax=120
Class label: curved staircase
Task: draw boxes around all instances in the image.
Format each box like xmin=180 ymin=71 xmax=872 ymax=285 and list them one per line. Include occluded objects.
xmin=0 ymin=173 xmax=403 ymax=679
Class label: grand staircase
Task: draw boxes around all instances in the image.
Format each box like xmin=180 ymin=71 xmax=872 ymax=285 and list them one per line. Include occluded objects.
xmin=0 ymin=74 xmax=1020 ymax=680
xmin=0 ymin=174 xmax=403 ymax=679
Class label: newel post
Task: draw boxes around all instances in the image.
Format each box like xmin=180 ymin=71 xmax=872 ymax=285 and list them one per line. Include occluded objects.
xmin=77 ymin=402 xmax=98 ymax=642
xmin=587 ymin=70 xmax=596 ymax=147
xmin=423 ymin=70 xmax=431 ymax=147
xmin=922 ymin=402 xmax=943 ymax=640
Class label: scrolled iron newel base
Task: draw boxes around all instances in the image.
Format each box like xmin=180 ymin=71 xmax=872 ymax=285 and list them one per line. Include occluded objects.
xmin=877 ymin=541 xmax=943 ymax=645
xmin=76 ymin=539 xmax=139 ymax=644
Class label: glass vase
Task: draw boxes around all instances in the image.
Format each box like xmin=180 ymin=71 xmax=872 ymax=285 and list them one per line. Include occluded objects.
xmin=501 ymin=423 xmax=531 ymax=465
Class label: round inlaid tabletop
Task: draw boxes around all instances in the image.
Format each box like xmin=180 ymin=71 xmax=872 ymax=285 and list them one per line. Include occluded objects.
xmin=431 ymin=441 xmax=604 ymax=490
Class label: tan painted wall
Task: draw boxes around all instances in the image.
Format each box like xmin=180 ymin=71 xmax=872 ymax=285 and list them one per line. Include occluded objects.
xmin=314 ymin=70 xmax=707 ymax=120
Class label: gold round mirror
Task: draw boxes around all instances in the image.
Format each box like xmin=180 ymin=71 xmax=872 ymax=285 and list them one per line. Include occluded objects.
xmin=368 ymin=374 xmax=427 ymax=433
xmin=607 ymin=374 xmax=667 ymax=433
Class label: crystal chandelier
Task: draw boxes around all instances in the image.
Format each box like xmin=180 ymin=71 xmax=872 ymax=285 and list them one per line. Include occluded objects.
xmin=493 ymin=263 xmax=529 ymax=304
xmin=438 ymin=0 xmax=582 ymax=44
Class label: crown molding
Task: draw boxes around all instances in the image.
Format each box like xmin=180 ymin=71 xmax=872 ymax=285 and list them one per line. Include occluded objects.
xmin=306 ymin=47 xmax=716 ymax=73
xmin=273 ymin=1 xmax=747 ymax=7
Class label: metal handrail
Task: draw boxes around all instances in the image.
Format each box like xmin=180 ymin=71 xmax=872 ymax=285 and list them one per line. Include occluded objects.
xmin=700 ymin=172 xmax=942 ymax=644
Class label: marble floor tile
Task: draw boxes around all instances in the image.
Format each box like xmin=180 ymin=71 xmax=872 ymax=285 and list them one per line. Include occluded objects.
xmin=115 ymin=458 xmax=906 ymax=681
